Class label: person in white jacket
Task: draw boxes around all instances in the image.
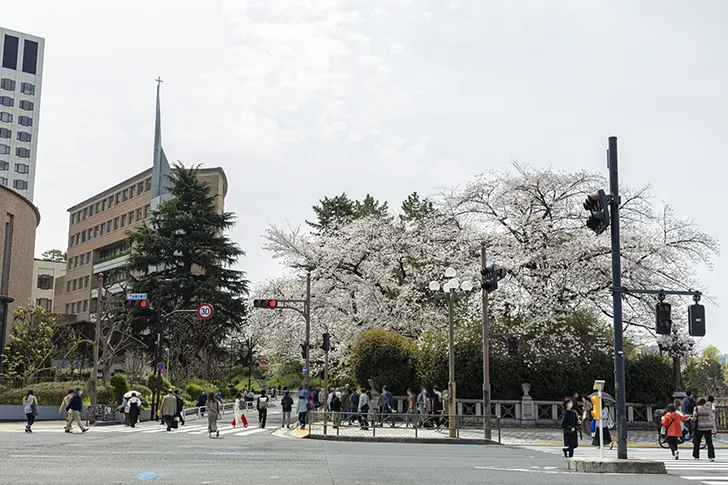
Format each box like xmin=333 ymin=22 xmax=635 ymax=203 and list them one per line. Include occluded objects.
xmin=358 ymin=389 xmax=371 ymax=430
xmin=23 ymin=390 xmax=38 ymax=433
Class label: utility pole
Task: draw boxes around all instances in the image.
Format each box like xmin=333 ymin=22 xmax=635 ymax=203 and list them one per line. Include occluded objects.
xmin=247 ymin=338 xmax=253 ymax=391
xmin=90 ymin=273 xmax=104 ymax=424
xmin=323 ymin=335 xmax=329 ymax=410
xmin=304 ymin=272 xmax=311 ymax=388
xmin=151 ymin=304 xmax=163 ymax=421
xmin=608 ymin=136 xmax=627 ymax=460
xmin=481 ymin=242 xmax=491 ymax=440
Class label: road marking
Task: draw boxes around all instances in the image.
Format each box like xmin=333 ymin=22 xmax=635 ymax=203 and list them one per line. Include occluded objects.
xmin=235 ymin=428 xmax=266 ymax=437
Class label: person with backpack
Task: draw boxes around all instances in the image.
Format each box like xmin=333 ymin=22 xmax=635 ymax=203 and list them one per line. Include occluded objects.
xmin=281 ymin=390 xmax=294 ymax=428
xmin=23 ymin=389 xmax=38 ymax=433
xmin=661 ymin=403 xmax=691 ymax=459
xmin=257 ymin=389 xmax=270 ymax=428
xmin=296 ymin=392 xmax=309 ymax=428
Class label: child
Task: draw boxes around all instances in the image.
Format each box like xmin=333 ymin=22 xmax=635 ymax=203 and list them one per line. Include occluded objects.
xmin=662 ymin=403 xmax=691 ymax=459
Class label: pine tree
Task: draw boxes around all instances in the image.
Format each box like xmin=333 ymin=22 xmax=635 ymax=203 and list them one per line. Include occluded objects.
xmin=307 ymin=193 xmax=389 ymax=231
xmin=125 ymin=164 xmax=248 ymax=373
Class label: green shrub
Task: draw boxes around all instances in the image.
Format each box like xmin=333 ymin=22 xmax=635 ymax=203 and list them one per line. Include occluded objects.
xmin=0 ymin=381 xmax=83 ymax=405
xmin=146 ymin=372 xmax=172 ymax=391
xmin=97 ymin=385 xmax=116 ymax=405
xmin=350 ymin=329 xmax=417 ymax=395
xmin=110 ymin=374 xmax=130 ymax=405
xmin=185 ymin=383 xmax=203 ymax=399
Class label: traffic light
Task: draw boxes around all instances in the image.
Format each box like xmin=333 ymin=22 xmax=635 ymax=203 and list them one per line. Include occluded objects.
xmin=300 ymin=343 xmax=307 ymax=359
xmin=584 ymin=189 xmax=610 ymax=235
xmin=481 ymin=265 xmax=507 ymax=293
xmin=655 ymin=301 xmax=672 ymax=335
xmin=507 ymin=336 xmax=518 ymax=356
xmin=590 ymin=395 xmax=602 ymax=420
xmin=124 ymin=298 xmax=150 ymax=311
xmin=322 ymin=333 xmax=330 ymax=352
xmin=253 ymin=299 xmax=279 ymax=309
xmin=688 ymin=304 xmax=706 ymax=337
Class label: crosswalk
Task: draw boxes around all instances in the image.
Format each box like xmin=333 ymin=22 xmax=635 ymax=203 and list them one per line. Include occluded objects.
xmin=521 ymin=446 xmax=728 ymax=485
xmin=4 ymin=422 xmax=271 ymax=438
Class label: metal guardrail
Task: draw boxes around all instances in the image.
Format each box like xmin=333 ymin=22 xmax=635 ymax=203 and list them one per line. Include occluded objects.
xmin=306 ymin=410 xmax=501 ymax=442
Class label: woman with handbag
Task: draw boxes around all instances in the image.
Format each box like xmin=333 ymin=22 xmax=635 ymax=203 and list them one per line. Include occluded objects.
xmin=207 ymin=392 xmax=220 ymax=438
xmin=23 ymin=389 xmax=38 ymax=433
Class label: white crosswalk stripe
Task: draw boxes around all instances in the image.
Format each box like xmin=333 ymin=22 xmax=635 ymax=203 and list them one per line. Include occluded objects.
xmin=2 ymin=422 xmax=273 ymax=439
xmin=521 ymin=446 xmax=728 ymax=484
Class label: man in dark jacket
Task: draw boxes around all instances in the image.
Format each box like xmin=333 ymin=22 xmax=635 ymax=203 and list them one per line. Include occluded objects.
xmin=281 ymin=391 xmax=294 ymax=428
xmin=196 ymin=391 xmax=208 ymax=417
xmin=65 ymin=388 xmax=88 ymax=433
xmin=174 ymin=390 xmax=185 ymax=426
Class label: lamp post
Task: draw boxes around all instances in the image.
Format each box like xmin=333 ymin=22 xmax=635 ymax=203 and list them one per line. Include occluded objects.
xmin=657 ymin=326 xmax=695 ymax=397
xmin=429 ymin=267 xmax=473 ymax=438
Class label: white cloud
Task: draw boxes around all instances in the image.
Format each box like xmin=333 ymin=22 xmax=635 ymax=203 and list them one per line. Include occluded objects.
xmin=389 ymin=43 xmax=405 ymax=54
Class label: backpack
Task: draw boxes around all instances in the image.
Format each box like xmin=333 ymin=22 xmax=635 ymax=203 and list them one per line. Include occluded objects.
xmin=331 ymin=396 xmax=341 ymax=410
xmin=259 ymin=397 xmax=269 ymax=410
xmin=687 ymin=397 xmax=697 ymax=414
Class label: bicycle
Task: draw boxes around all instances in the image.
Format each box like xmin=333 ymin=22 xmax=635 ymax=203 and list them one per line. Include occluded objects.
xmin=655 ymin=410 xmax=707 ymax=449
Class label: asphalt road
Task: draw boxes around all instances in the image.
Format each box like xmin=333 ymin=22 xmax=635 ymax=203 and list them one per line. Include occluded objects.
xmin=0 ymin=417 xmax=714 ymax=485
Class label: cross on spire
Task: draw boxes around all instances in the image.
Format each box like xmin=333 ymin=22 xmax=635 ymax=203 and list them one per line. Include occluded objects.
xmin=155 ymin=76 xmax=163 ymax=87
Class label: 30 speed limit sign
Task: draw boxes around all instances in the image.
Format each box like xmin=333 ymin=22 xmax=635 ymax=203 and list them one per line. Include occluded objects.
xmin=197 ymin=303 xmax=214 ymax=320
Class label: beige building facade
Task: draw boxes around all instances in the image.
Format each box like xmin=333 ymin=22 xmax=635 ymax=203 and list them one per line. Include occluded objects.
xmin=54 ymin=167 xmax=228 ymax=322
xmin=32 ymin=258 xmax=65 ymax=312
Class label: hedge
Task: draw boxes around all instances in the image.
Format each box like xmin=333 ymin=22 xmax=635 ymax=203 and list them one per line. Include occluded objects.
xmin=0 ymin=381 xmax=118 ymax=406
xmin=110 ymin=374 xmax=130 ymax=405
xmin=350 ymin=329 xmax=417 ymax=395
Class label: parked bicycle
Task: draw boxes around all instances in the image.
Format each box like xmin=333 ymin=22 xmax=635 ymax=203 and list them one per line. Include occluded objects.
xmin=654 ymin=408 xmax=707 ymax=449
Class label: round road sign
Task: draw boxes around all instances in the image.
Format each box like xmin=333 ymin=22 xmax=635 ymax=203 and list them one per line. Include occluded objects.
xmin=197 ymin=303 xmax=214 ymax=320
xmin=157 ymin=362 xmax=165 ymax=371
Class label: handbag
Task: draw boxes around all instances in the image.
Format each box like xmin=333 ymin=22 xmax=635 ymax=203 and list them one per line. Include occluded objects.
xmin=31 ymin=399 xmax=39 ymax=416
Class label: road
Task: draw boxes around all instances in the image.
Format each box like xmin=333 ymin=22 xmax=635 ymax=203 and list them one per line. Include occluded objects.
xmin=0 ymin=415 xmax=722 ymax=485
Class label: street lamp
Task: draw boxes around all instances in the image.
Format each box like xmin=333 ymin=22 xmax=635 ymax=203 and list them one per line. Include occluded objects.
xmin=657 ymin=326 xmax=695 ymax=398
xmin=429 ymin=268 xmax=473 ymax=438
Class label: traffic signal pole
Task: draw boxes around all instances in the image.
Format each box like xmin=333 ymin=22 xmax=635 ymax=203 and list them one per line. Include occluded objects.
xmin=90 ymin=273 xmax=104 ymax=424
xmin=608 ymin=136 xmax=628 ymax=460
xmin=481 ymin=242 xmax=491 ymax=440
xmin=305 ymin=272 xmax=311 ymax=388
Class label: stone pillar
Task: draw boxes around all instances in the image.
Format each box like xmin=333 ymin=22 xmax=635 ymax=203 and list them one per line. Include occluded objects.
xmin=520 ymin=383 xmax=535 ymax=426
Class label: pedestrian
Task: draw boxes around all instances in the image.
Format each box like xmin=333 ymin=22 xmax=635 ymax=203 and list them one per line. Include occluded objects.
xmin=59 ymin=389 xmax=74 ymax=429
xmin=122 ymin=396 xmax=130 ymax=426
xmin=281 ymin=390 xmax=294 ymax=428
xmin=708 ymin=395 xmax=716 ymax=412
xmin=358 ymin=388 xmax=371 ymax=430
xmin=233 ymin=390 xmax=248 ymax=428
xmin=417 ymin=387 xmax=428 ymax=425
xmin=128 ymin=392 xmax=141 ymax=428
xmin=257 ymin=389 xmax=270 ymax=428
xmin=341 ymin=387 xmax=351 ymax=425
xmin=432 ymin=386 xmax=444 ymax=428
xmin=207 ymin=392 xmax=220 ymax=438
xmin=683 ymin=391 xmax=697 ymax=436
xmin=65 ymin=388 xmax=88 ymax=434
xmin=349 ymin=388 xmax=360 ymax=426
xmin=330 ymin=390 xmax=342 ymax=428
xmin=161 ymin=389 xmax=177 ymax=431
xmin=406 ymin=388 xmax=417 ymax=428
xmin=693 ymin=398 xmax=716 ymax=461
xmin=561 ymin=398 xmax=580 ymax=458
xmin=196 ymin=391 xmax=208 ymax=417
xmin=297 ymin=392 xmax=309 ymax=428
xmin=174 ymin=389 xmax=185 ymax=426
xmin=23 ymin=389 xmax=38 ymax=433
xmin=381 ymin=385 xmax=395 ymax=427
xmin=662 ymin=403 xmax=690 ymax=459
xmin=214 ymin=390 xmax=223 ymax=404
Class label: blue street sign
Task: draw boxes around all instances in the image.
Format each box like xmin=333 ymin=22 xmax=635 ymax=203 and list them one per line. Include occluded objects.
xmin=127 ymin=293 xmax=148 ymax=301
xmin=265 ymin=377 xmax=269 ymax=382
xmin=157 ymin=362 xmax=165 ymax=371
xmin=302 ymin=367 xmax=307 ymax=374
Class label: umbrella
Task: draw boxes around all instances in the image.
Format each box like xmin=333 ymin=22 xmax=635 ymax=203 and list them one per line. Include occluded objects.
xmin=123 ymin=391 xmax=142 ymax=399
xmin=587 ymin=391 xmax=616 ymax=404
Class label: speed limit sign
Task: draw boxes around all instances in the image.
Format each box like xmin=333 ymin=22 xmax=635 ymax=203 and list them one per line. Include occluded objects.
xmin=197 ymin=303 xmax=214 ymax=320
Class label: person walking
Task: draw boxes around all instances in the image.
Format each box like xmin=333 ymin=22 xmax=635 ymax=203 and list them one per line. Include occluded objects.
xmin=683 ymin=391 xmax=697 ymax=436
xmin=693 ymin=398 xmax=716 ymax=461
xmin=358 ymin=389 xmax=371 ymax=430
xmin=662 ymin=403 xmax=690 ymax=459
xmin=174 ymin=390 xmax=185 ymax=426
xmin=297 ymin=392 xmax=309 ymax=428
xmin=59 ymin=389 xmax=74 ymax=431
xmin=341 ymin=387 xmax=351 ymax=425
xmin=161 ymin=390 xmax=177 ymax=431
xmin=233 ymin=390 xmax=249 ymax=428
xmin=196 ymin=390 xmax=208 ymax=417
xmin=417 ymin=387 xmax=428 ymax=425
xmin=207 ymin=392 xmax=220 ymax=438
xmin=281 ymin=390 xmax=294 ymax=428
xmin=381 ymin=385 xmax=395 ymax=427
xmin=406 ymin=388 xmax=417 ymax=428
xmin=122 ymin=396 xmax=131 ymax=426
xmin=128 ymin=392 xmax=141 ymax=428
xmin=65 ymin=388 xmax=88 ymax=434
xmin=257 ymin=389 xmax=270 ymax=428
xmin=348 ymin=388 xmax=360 ymax=426
xmin=432 ymin=386 xmax=444 ymax=428
xmin=330 ymin=390 xmax=342 ymax=428
xmin=23 ymin=390 xmax=38 ymax=433
xmin=561 ymin=398 xmax=580 ymax=458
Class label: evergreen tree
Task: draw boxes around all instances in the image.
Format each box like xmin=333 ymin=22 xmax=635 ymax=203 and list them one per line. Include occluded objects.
xmin=400 ymin=192 xmax=435 ymax=221
xmin=125 ymin=164 xmax=248 ymax=372
xmin=307 ymin=193 xmax=389 ymax=231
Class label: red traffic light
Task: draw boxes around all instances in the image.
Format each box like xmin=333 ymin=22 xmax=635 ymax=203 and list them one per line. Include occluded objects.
xmin=268 ymin=299 xmax=277 ymax=308
xmin=139 ymin=299 xmax=148 ymax=309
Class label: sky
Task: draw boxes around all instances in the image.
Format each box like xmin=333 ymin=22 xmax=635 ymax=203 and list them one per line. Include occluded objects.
xmin=4 ymin=0 xmax=726 ymax=352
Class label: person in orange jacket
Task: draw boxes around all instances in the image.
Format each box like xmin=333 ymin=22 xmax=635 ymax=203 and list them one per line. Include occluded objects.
xmin=662 ymin=403 xmax=691 ymax=459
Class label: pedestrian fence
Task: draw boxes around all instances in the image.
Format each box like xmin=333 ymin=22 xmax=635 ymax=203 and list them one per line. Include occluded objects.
xmin=179 ymin=400 xmax=273 ymax=421
xmin=306 ymin=410 xmax=502 ymax=443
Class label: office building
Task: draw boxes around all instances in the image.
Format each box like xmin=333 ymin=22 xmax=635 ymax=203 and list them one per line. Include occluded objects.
xmin=32 ymin=258 xmax=66 ymax=312
xmin=0 ymin=27 xmax=45 ymax=201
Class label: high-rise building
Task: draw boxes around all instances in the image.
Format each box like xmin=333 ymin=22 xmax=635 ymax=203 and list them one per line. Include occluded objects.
xmin=0 ymin=27 xmax=45 ymax=201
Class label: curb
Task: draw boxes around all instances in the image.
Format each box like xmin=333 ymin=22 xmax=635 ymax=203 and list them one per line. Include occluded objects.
xmin=304 ymin=434 xmax=500 ymax=445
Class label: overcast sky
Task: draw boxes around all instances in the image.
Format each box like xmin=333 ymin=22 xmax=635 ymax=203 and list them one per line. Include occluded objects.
xmin=5 ymin=0 xmax=726 ymax=352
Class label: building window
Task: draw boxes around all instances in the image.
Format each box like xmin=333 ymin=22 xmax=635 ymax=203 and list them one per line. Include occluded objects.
xmin=80 ymin=253 xmax=85 ymax=265
xmin=37 ymin=274 xmax=54 ymax=290
xmin=2 ymin=35 xmax=19 ymax=70
xmin=106 ymin=221 xmax=112 ymax=232
xmin=115 ymin=193 xmax=120 ymax=204
xmin=129 ymin=211 xmax=134 ymax=224
xmin=16 ymin=148 xmax=30 ymax=158
xmin=19 ymin=100 xmax=32 ymax=111
xmin=0 ymin=78 xmax=14 ymax=91
xmin=0 ymin=128 xmax=9 ymax=138
xmin=82 ymin=300 xmax=88 ymax=312
xmin=71 ymin=213 xmax=76 ymax=225
xmin=22 ymin=39 xmax=39 ymax=75
xmin=136 ymin=208 xmax=142 ymax=221
xmin=75 ymin=234 xmax=80 ymax=245
xmin=16 ymin=131 xmax=31 ymax=142
xmin=84 ymin=276 xmax=90 ymax=288
xmin=74 ymin=256 xmax=78 ymax=267
xmin=18 ymin=116 xmax=32 ymax=127
xmin=95 ymin=201 xmax=100 ymax=213
xmin=87 ymin=229 xmax=92 ymax=240
xmin=0 ymin=113 xmax=11 ymax=123
xmin=36 ymin=298 xmax=52 ymax=312
xmin=83 ymin=208 xmax=89 ymax=219
xmin=94 ymin=226 xmax=98 ymax=238
xmin=67 ymin=281 xmax=71 ymax=292
xmin=0 ymin=96 xmax=12 ymax=107
xmin=88 ymin=205 xmax=94 ymax=217
xmin=20 ymin=83 xmax=34 ymax=95
xmin=146 ymin=179 xmax=152 ymax=192
xmin=114 ymin=217 xmax=119 ymax=230
xmin=71 ymin=302 xmax=77 ymax=313
xmin=81 ymin=231 xmax=86 ymax=243
xmin=0 ymin=161 xmax=7 ymax=171
xmin=15 ymin=163 xmax=28 ymax=173
xmin=138 ymin=181 xmax=144 ymax=194
xmin=144 ymin=205 xmax=150 ymax=218
xmin=122 ymin=188 xmax=128 ymax=201
xmin=0 ymin=145 xmax=9 ymax=155
xmin=72 ymin=279 xmax=77 ymax=291
xmin=121 ymin=214 xmax=126 ymax=227
xmin=108 ymin=195 xmax=114 ymax=208
xmin=130 ymin=185 xmax=135 ymax=198
xmin=0 ymin=177 xmax=7 ymax=187
xmin=101 ymin=199 xmax=106 ymax=211
xmin=12 ymin=179 xmax=27 ymax=190
xmin=100 ymin=223 xmax=104 ymax=235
